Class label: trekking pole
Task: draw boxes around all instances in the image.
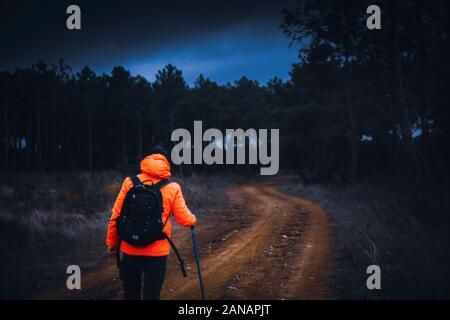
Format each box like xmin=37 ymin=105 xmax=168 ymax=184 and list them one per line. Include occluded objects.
xmin=191 ymin=226 xmax=205 ymax=300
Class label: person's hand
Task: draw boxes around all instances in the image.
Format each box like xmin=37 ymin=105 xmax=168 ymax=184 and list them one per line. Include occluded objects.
xmin=107 ymin=246 xmax=117 ymax=255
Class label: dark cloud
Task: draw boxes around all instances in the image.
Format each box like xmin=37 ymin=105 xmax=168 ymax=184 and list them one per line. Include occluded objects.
xmin=0 ymin=0 xmax=299 ymax=83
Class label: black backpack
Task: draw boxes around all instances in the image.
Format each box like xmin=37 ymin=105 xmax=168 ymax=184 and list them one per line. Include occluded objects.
xmin=116 ymin=176 xmax=186 ymax=277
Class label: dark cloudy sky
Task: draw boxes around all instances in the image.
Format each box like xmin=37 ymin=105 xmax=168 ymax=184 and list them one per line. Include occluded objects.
xmin=0 ymin=0 xmax=300 ymax=85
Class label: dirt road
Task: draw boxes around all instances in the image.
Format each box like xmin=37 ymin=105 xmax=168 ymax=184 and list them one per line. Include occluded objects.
xmin=41 ymin=180 xmax=333 ymax=299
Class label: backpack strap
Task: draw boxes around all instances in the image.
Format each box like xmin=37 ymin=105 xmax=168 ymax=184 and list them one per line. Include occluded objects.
xmin=154 ymin=178 xmax=173 ymax=189
xmin=163 ymin=233 xmax=187 ymax=277
xmin=158 ymin=178 xmax=174 ymax=229
xmin=129 ymin=175 xmax=142 ymax=186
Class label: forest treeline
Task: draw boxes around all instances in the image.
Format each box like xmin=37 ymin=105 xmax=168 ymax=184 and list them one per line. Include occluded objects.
xmin=1 ymin=0 xmax=449 ymax=216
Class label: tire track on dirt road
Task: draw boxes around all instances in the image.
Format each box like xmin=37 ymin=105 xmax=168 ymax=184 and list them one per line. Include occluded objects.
xmin=163 ymin=182 xmax=332 ymax=299
xmin=37 ymin=180 xmax=332 ymax=299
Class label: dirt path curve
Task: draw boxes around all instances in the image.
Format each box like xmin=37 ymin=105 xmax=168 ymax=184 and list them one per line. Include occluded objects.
xmin=39 ymin=179 xmax=333 ymax=300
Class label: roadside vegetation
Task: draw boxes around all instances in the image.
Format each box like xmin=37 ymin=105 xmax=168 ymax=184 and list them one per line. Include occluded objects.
xmin=0 ymin=171 xmax=244 ymax=299
xmin=282 ymin=177 xmax=450 ymax=299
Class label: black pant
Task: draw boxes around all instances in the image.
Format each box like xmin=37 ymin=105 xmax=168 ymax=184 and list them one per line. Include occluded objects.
xmin=119 ymin=254 xmax=167 ymax=300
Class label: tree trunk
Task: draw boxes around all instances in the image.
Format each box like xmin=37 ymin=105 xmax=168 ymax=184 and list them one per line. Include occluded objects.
xmin=43 ymin=118 xmax=50 ymax=171
xmin=138 ymin=116 xmax=143 ymax=161
xmin=420 ymin=79 xmax=432 ymax=145
xmin=346 ymin=87 xmax=358 ymax=184
xmin=67 ymin=115 xmax=73 ymax=171
xmin=391 ymin=0 xmax=425 ymax=213
xmin=3 ymin=93 xmax=9 ymax=172
xmin=169 ymin=104 xmax=183 ymax=177
xmin=169 ymin=105 xmax=174 ymax=133
xmin=36 ymin=105 xmax=43 ymax=172
xmin=121 ymin=117 xmax=127 ymax=163
xmin=98 ymin=137 xmax=104 ymax=169
xmin=420 ymin=113 xmax=430 ymax=143
xmin=26 ymin=113 xmax=32 ymax=171
xmin=88 ymin=109 xmax=93 ymax=174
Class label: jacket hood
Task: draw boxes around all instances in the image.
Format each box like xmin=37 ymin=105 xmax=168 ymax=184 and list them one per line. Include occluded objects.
xmin=140 ymin=153 xmax=172 ymax=179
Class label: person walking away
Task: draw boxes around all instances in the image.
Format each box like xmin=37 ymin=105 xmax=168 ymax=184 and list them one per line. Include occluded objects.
xmin=106 ymin=152 xmax=196 ymax=300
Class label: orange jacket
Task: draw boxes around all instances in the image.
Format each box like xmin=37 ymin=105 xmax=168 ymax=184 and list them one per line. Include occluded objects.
xmin=106 ymin=153 xmax=196 ymax=256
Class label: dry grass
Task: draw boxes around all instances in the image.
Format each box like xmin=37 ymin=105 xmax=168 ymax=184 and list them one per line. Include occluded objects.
xmin=0 ymin=171 xmax=242 ymax=299
xmin=281 ymin=178 xmax=450 ymax=299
